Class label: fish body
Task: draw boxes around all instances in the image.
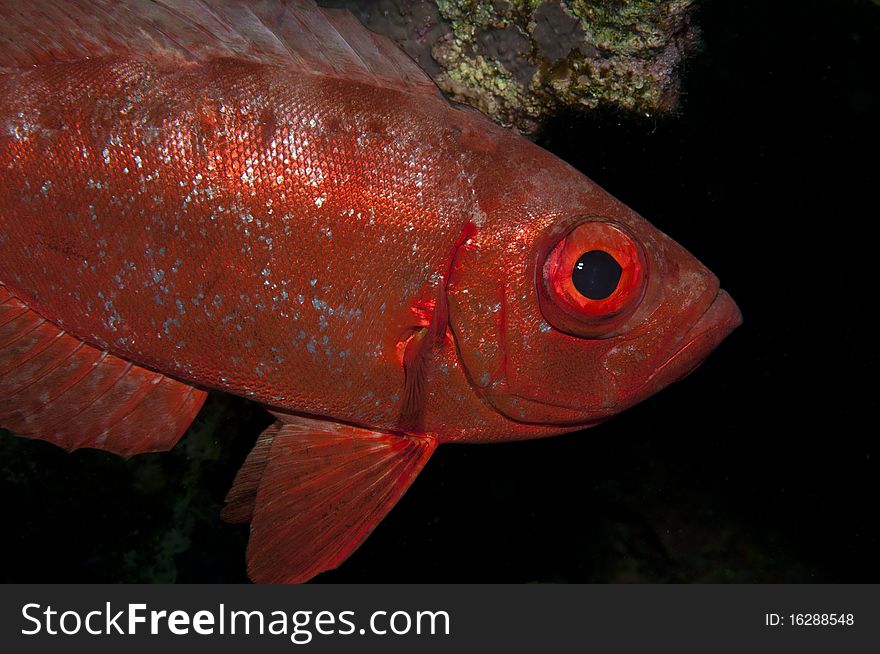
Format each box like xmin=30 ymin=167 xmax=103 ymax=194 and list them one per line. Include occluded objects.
xmin=0 ymin=1 xmax=740 ymax=582
xmin=0 ymin=57 xmax=495 ymax=440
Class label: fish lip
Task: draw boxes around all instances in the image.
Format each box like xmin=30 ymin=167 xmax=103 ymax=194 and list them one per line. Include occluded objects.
xmin=644 ymin=288 xmax=742 ymax=389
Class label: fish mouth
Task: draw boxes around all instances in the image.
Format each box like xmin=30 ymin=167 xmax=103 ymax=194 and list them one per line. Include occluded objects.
xmin=642 ymin=288 xmax=742 ymax=393
xmin=466 ymin=288 xmax=741 ymax=429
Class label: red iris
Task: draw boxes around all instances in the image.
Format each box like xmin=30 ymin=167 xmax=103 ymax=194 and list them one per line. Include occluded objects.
xmin=539 ymin=220 xmax=647 ymax=338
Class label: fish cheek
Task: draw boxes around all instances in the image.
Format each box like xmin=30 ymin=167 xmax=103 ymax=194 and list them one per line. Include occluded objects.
xmin=447 ymin=238 xmax=613 ymax=425
xmin=446 ymin=243 xmax=506 ymax=396
xmin=501 ymin=312 xmax=621 ymax=422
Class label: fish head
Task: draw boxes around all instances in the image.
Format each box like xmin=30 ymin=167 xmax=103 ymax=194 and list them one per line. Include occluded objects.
xmin=445 ymin=136 xmax=742 ymax=432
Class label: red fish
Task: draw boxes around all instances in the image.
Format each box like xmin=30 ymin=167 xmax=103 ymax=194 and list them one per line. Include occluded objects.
xmin=0 ymin=1 xmax=741 ymax=583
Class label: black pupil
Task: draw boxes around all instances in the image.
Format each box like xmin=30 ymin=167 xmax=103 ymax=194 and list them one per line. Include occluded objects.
xmin=572 ymin=250 xmax=622 ymax=300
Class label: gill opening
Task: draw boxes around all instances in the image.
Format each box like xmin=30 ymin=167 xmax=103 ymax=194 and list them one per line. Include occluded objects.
xmin=397 ymin=221 xmax=478 ymax=433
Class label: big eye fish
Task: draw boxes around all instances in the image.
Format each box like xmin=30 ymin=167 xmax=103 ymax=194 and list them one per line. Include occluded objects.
xmin=0 ymin=0 xmax=741 ymax=583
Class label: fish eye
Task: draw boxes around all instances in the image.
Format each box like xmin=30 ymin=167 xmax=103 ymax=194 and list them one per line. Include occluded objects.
xmin=539 ymin=220 xmax=647 ymax=338
xmin=572 ymin=250 xmax=622 ymax=300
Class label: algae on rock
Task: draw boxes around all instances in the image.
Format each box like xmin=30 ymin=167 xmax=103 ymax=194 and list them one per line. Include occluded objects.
xmin=319 ymin=1 xmax=699 ymax=133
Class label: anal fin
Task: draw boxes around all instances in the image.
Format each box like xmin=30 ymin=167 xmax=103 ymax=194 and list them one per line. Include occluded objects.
xmin=228 ymin=414 xmax=436 ymax=583
xmin=0 ymin=287 xmax=206 ymax=456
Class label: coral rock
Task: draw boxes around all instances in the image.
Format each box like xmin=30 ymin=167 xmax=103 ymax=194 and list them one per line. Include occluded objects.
xmin=319 ymin=0 xmax=699 ymax=133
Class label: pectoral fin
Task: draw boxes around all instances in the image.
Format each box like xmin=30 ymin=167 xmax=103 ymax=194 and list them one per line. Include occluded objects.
xmin=228 ymin=414 xmax=435 ymax=583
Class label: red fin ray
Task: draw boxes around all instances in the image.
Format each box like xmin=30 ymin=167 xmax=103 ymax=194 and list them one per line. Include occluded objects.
xmin=225 ymin=414 xmax=436 ymax=583
xmin=0 ymin=286 xmax=206 ymax=456
xmin=0 ymin=1 xmax=439 ymax=96
xmin=0 ymin=323 xmax=64 ymax=378
xmin=0 ymin=336 xmax=86 ymax=409
xmin=0 ymin=304 xmax=30 ymax=330
xmin=1 ymin=348 xmax=111 ymax=424
xmin=10 ymin=355 xmax=133 ymax=448
xmin=0 ymin=312 xmax=45 ymax=349
xmin=220 ymin=420 xmax=281 ymax=524
xmin=400 ymin=280 xmax=450 ymax=432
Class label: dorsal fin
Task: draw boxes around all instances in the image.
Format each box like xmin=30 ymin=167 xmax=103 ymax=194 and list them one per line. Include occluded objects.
xmin=0 ymin=0 xmax=440 ymax=96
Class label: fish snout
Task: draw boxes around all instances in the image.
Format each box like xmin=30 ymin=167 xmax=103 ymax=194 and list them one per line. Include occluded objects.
xmin=647 ymin=288 xmax=742 ymax=391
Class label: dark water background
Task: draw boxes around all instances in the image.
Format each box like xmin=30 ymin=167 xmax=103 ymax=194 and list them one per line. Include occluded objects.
xmin=1 ymin=0 xmax=877 ymax=582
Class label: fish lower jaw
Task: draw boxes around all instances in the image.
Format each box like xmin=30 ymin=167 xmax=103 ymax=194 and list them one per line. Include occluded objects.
xmin=638 ymin=288 xmax=742 ymax=396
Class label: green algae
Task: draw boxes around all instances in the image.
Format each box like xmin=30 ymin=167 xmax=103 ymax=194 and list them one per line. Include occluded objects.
xmin=431 ymin=0 xmax=698 ymax=131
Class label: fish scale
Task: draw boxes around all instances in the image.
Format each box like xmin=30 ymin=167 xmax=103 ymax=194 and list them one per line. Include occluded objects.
xmin=0 ymin=57 xmax=467 ymax=429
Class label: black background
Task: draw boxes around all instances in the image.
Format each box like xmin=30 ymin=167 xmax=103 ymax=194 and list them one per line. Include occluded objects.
xmin=1 ymin=0 xmax=877 ymax=582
